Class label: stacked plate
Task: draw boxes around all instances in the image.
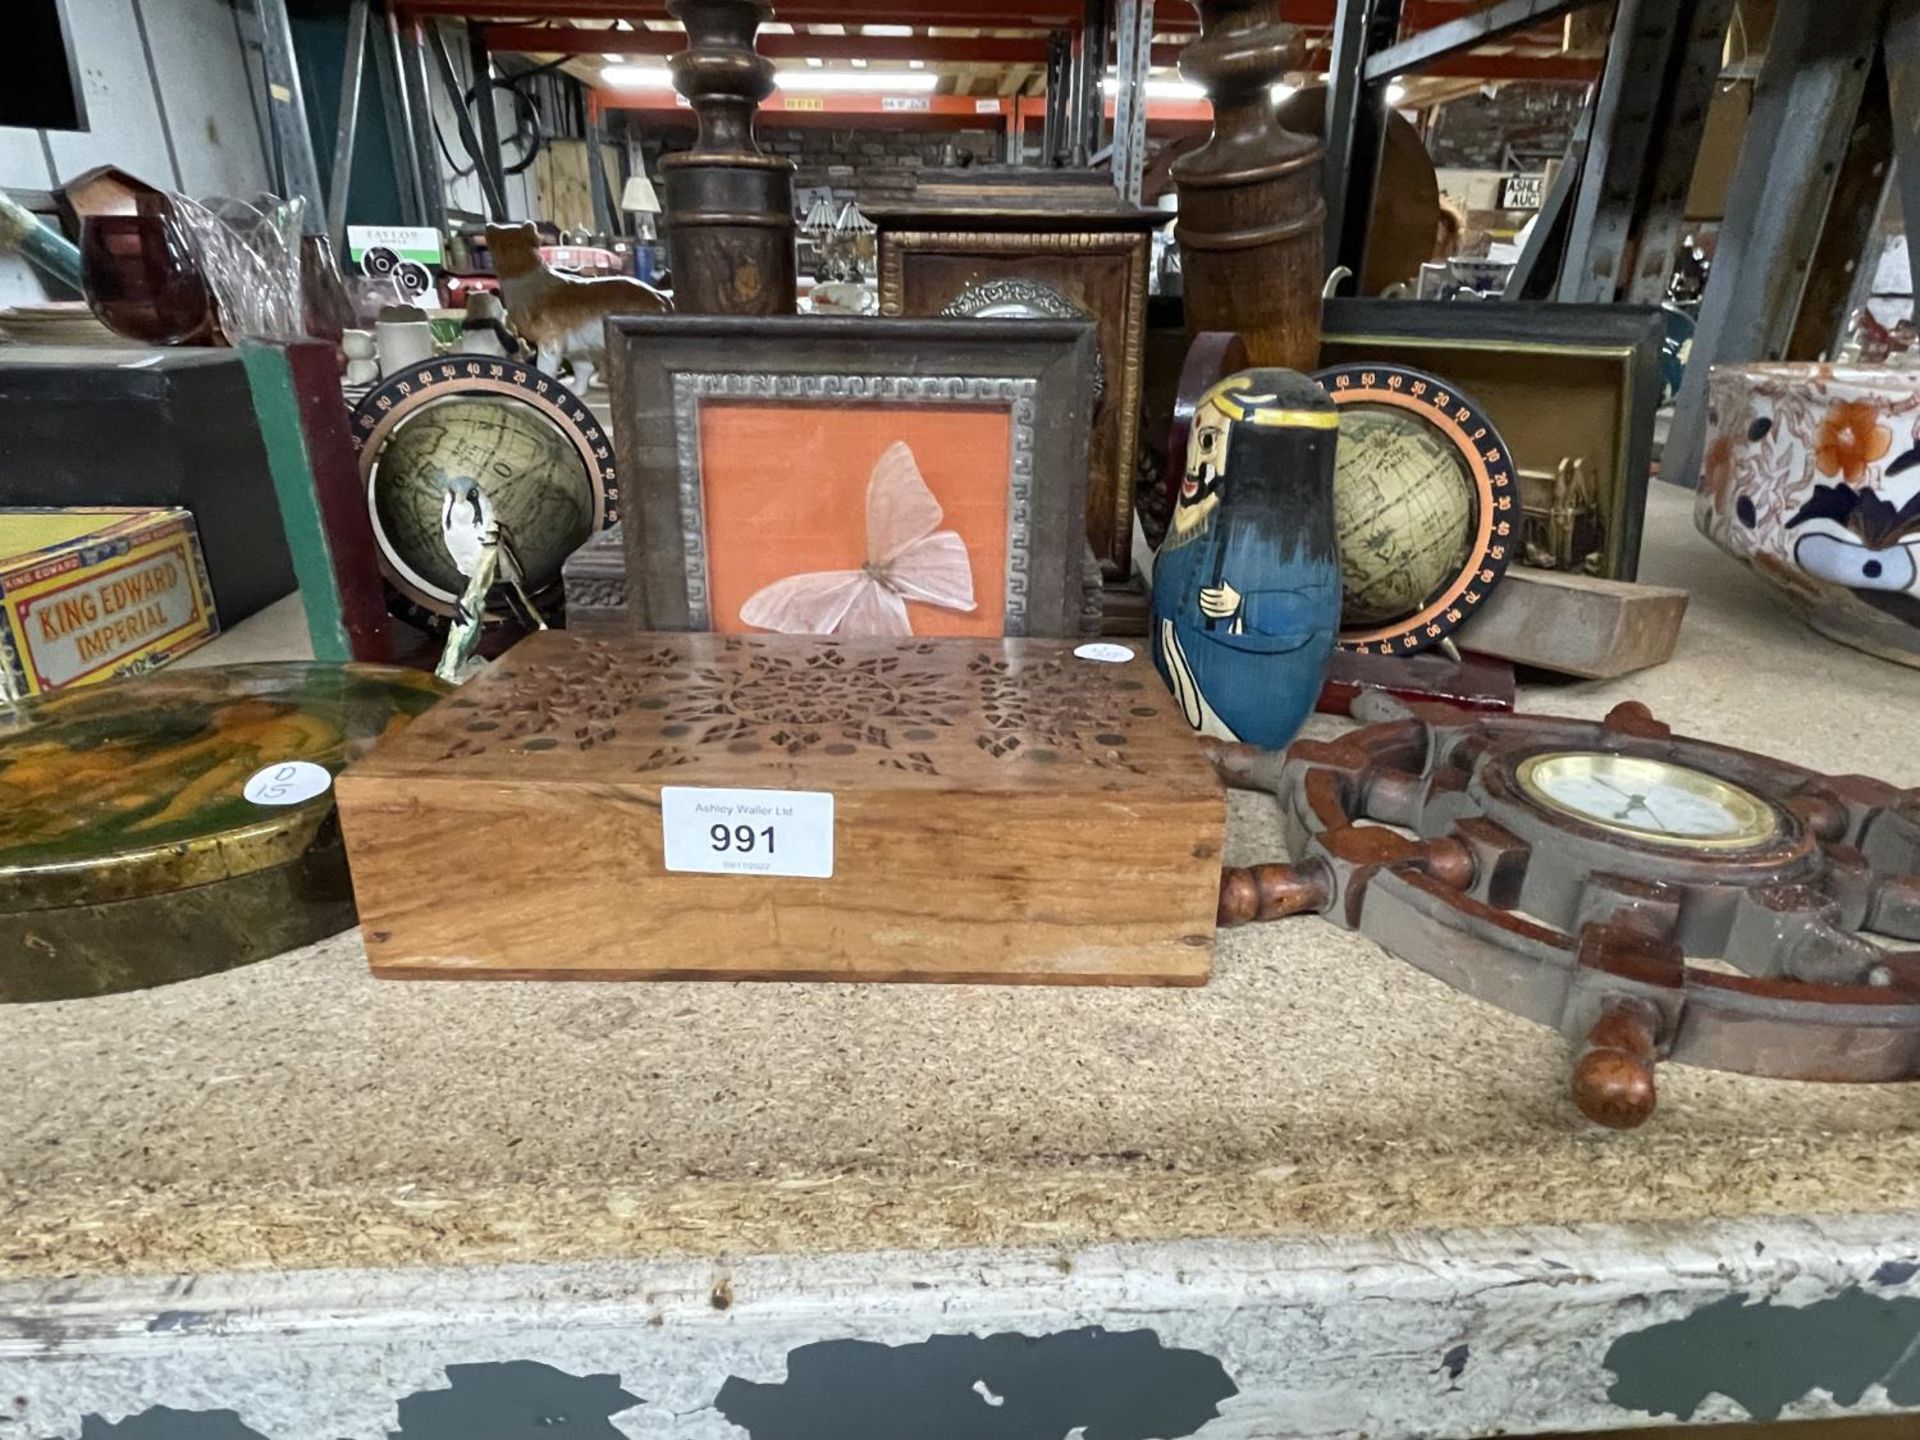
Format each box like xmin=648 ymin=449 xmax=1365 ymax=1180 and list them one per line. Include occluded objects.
xmin=0 ymin=301 xmax=123 ymax=347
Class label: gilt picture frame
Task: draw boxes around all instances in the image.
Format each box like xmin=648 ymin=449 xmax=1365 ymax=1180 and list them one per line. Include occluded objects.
xmin=605 ymin=316 xmax=1099 ymax=639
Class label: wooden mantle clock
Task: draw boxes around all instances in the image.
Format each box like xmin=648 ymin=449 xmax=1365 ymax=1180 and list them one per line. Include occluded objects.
xmin=868 ymin=173 xmax=1168 ymax=582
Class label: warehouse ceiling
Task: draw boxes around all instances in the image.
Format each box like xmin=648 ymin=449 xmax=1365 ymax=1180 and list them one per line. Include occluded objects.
xmin=395 ymin=0 xmax=1605 ymax=109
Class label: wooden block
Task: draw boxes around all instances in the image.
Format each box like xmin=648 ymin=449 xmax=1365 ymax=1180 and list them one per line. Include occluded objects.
xmin=337 ymin=631 xmax=1226 ymax=986
xmin=1454 ymin=567 xmax=1689 ymax=680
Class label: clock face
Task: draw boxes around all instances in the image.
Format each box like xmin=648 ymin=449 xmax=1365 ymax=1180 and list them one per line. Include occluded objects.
xmin=1515 ymin=751 xmax=1783 ymax=850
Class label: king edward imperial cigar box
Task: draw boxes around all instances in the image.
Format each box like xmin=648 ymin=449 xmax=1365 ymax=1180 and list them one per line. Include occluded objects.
xmin=336 ymin=631 xmax=1227 ymax=984
xmin=0 ymin=507 xmax=218 ymax=701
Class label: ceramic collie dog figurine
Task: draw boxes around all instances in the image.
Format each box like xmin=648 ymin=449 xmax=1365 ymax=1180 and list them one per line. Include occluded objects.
xmin=486 ymin=222 xmax=669 ymax=393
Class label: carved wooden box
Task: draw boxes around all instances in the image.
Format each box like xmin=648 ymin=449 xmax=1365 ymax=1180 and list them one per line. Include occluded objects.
xmin=336 ymin=631 xmax=1225 ymax=985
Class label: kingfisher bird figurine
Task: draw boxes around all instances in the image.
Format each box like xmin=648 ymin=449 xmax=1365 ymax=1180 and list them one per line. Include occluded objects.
xmin=1150 ymin=368 xmax=1342 ymax=748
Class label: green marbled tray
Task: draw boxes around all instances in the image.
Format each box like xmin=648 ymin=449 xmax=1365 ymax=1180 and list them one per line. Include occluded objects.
xmin=1 ymin=663 xmax=445 ymax=1002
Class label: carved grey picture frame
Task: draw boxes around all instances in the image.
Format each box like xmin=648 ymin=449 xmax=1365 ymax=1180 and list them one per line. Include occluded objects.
xmin=605 ymin=315 xmax=1099 ymax=638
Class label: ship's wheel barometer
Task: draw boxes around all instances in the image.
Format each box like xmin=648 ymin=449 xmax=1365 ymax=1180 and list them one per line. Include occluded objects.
xmin=1211 ymin=701 xmax=1920 ymax=1128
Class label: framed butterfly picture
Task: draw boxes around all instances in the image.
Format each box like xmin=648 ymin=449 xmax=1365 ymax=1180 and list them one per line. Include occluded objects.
xmin=605 ymin=316 xmax=1099 ymax=639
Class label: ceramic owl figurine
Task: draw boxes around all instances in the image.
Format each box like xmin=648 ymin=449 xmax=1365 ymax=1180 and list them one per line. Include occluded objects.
xmin=1150 ymin=368 xmax=1342 ymax=748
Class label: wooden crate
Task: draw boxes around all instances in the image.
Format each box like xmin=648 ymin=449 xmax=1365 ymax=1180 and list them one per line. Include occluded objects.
xmin=337 ymin=631 xmax=1226 ymax=985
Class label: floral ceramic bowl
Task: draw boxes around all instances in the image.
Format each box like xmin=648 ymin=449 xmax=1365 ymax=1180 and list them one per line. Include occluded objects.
xmin=1698 ymin=363 xmax=1920 ymax=666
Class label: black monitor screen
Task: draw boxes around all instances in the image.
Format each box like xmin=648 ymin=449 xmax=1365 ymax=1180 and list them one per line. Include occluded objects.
xmin=2 ymin=0 xmax=87 ymax=132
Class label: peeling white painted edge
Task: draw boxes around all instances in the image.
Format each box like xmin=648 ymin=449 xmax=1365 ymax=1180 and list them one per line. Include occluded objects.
xmin=4 ymin=1212 xmax=1920 ymax=1440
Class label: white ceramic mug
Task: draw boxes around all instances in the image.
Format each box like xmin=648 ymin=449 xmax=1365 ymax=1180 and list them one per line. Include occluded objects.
xmin=374 ymin=311 xmax=435 ymax=376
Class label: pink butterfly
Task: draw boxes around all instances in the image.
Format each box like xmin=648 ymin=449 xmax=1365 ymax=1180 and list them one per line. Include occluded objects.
xmin=740 ymin=441 xmax=977 ymax=637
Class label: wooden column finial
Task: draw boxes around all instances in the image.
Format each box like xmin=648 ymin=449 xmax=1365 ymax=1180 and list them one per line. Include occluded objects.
xmin=659 ymin=0 xmax=797 ymax=315
xmin=1171 ymin=0 xmax=1325 ymax=368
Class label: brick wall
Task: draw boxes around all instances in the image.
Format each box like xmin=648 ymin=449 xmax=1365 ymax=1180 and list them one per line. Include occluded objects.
xmin=638 ymin=125 xmax=1005 ymax=211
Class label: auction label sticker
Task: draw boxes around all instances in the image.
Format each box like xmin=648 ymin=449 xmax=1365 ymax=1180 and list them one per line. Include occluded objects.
xmin=662 ymin=787 xmax=835 ymax=878
xmin=244 ymin=761 xmax=333 ymax=807
xmin=1074 ymin=642 xmax=1135 ymax=663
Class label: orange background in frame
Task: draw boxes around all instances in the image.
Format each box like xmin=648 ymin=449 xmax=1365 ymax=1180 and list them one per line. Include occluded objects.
xmin=697 ymin=401 xmax=1012 ymax=637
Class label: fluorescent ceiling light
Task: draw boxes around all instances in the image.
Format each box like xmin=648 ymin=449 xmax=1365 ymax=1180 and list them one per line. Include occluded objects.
xmin=776 ymin=70 xmax=938 ymax=92
xmin=909 ymin=59 xmax=925 ymax=69
xmin=600 ymin=66 xmax=938 ymax=94
xmin=862 ymin=23 xmax=913 ymax=35
xmin=1097 ymin=72 xmax=1296 ymax=103
xmin=1101 ymin=75 xmax=1206 ymax=101
xmin=806 ymin=56 xmax=825 ymax=66
xmin=601 ymin=65 xmax=675 ymax=88
xmin=1387 ymin=79 xmax=1408 ymax=105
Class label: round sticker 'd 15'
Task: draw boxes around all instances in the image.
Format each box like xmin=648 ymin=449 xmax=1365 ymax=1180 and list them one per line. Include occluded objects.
xmin=243 ymin=761 xmax=334 ymax=807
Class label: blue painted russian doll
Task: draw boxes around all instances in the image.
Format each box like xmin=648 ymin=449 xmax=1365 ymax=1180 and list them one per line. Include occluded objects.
xmin=1150 ymin=368 xmax=1341 ymax=748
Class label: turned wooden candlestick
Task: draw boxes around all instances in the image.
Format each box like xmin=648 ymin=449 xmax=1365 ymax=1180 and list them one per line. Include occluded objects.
xmin=660 ymin=0 xmax=797 ymax=315
xmin=1171 ymin=0 xmax=1324 ymax=368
